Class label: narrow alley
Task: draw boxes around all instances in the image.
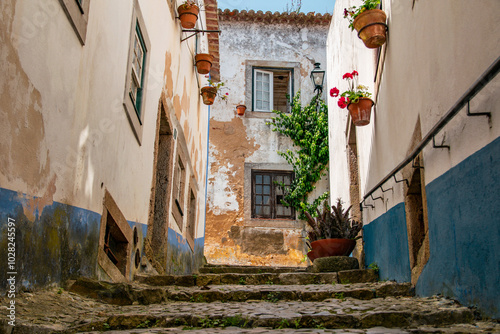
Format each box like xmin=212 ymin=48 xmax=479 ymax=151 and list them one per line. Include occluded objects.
xmin=1 ymin=0 xmax=499 ymax=333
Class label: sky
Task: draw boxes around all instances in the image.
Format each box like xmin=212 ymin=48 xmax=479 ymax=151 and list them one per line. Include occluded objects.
xmin=217 ymin=0 xmax=335 ymax=14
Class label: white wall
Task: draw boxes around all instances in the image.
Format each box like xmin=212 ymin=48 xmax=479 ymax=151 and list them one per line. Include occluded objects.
xmin=327 ymin=0 xmax=500 ymax=223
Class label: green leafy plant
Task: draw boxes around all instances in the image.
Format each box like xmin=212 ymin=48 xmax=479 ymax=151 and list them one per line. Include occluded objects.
xmin=136 ymin=320 xmax=151 ymax=328
xmin=238 ymin=277 xmax=246 ymax=285
xmin=205 ymin=76 xmax=229 ymax=101
xmin=344 ymin=0 xmax=381 ymax=30
xmin=330 ymin=70 xmax=372 ymax=109
xmin=179 ymin=0 xmax=198 ymax=9
xmin=368 ymin=262 xmax=380 ymax=273
xmin=305 ymin=198 xmax=363 ymax=243
xmin=277 ymin=319 xmax=289 ymax=329
xmin=267 ymin=92 xmax=329 ymax=219
xmin=334 ymin=292 xmax=346 ymax=301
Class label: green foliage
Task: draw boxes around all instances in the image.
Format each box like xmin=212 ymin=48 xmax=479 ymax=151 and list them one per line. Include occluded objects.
xmin=267 ymin=92 xmax=329 ymax=219
xmin=344 ymin=0 xmax=381 ymax=30
xmin=305 ymin=199 xmax=362 ymax=242
xmin=136 ymin=320 xmax=151 ymax=328
xmin=277 ymin=319 xmax=290 ymax=329
xmin=334 ymin=292 xmax=346 ymax=301
xmin=238 ymin=277 xmax=246 ymax=285
xmin=368 ymin=262 xmax=380 ymax=273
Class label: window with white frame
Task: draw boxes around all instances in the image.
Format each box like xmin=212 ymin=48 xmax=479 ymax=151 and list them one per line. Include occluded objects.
xmin=58 ymin=0 xmax=91 ymax=44
xmin=253 ymin=68 xmax=293 ymax=113
xmin=123 ymin=0 xmax=150 ymax=145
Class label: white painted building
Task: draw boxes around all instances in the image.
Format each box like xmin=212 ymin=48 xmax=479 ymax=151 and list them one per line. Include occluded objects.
xmin=0 ymin=0 xmax=218 ymax=287
xmin=205 ymin=9 xmax=331 ymax=266
xmin=327 ymin=0 xmax=500 ymax=318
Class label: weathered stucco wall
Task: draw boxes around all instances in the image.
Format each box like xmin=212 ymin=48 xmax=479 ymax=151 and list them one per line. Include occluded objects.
xmin=0 ymin=0 xmax=210 ymax=287
xmin=205 ymin=13 xmax=330 ymax=266
xmin=327 ymin=0 xmax=500 ymax=318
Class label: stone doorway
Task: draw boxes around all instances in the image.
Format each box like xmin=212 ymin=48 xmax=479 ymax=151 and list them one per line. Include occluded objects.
xmin=403 ymin=119 xmax=430 ymax=285
xmin=347 ymin=122 xmax=364 ymax=268
xmin=147 ymin=100 xmax=175 ymax=273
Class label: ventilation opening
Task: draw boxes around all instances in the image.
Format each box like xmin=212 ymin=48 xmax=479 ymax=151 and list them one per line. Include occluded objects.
xmin=134 ymin=249 xmax=141 ymax=269
xmin=103 ymin=212 xmax=129 ymax=276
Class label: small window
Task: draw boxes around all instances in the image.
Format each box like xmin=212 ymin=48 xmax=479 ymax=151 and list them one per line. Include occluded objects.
xmin=252 ymin=170 xmax=295 ymax=219
xmin=253 ymin=68 xmax=293 ymax=112
xmin=58 ymin=0 xmax=91 ymax=44
xmin=186 ymin=188 xmax=196 ymax=251
xmin=129 ymin=25 xmax=147 ymax=119
xmin=172 ymin=155 xmax=186 ymax=229
xmin=123 ymin=0 xmax=151 ymax=145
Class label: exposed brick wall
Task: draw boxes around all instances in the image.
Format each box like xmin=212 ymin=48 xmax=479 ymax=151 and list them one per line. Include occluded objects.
xmin=204 ymin=0 xmax=220 ymax=82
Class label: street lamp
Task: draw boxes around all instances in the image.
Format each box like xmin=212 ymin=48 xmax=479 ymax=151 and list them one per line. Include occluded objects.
xmin=310 ymin=62 xmax=325 ymax=95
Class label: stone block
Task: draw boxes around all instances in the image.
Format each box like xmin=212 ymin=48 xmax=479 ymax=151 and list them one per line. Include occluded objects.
xmin=196 ymin=274 xmax=221 ymax=286
xmin=337 ymin=269 xmax=378 ymax=283
xmin=310 ymin=256 xmax=359 ymax=273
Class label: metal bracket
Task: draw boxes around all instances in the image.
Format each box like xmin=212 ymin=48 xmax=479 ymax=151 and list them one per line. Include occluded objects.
xmin=360 ymin=202 xmax=374 ymax=211
xmin=466 ymin=100 xmax=491 ymax=119
xmin=393 ymin=174 xmax=409 ymax=188
xmin=181 ymin=29 xmax=221 ymax=42
xmin=370 ymin=193 xmax=384 ymax=202
xmin=357 ymin=22 xmax=388 ymax=39
xmin=380 ymin=185 xmax=393 ymax=193
xmin=432 ymin=136 xmax=450 ymax=150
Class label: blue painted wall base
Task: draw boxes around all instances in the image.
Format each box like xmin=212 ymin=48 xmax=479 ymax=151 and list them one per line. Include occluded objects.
xmin=418 ymin=137 xmax=500 ymax=319
xmin=364 ymin=203 xmax=411 ymax=282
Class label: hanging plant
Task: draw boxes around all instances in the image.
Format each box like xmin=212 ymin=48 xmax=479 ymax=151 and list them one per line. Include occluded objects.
xmin=267 ymin=92 xmax=329 ymax=219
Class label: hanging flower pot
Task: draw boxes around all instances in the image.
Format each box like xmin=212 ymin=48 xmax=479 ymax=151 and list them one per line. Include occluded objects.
xmin=347 ymin=97 xmax=374 ymax=126
xmin=352 ymin=9 xmax=387 ymax=49
xmin=236 ymin=104 xmax=246 ymax=116
xmin=195 ymin=53 xmax=213 ymax=75
xmin=201 ymin=86 xmax=217 ymax=105
xmin=177 ymin=3 xmax=199 ymax=29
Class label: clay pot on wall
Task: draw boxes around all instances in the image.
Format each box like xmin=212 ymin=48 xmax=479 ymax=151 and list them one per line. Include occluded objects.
xmin=177 ymin=4 xmax=199 ymax=29
xmin=195 ymin=53 xmax=213 ymax=75
xmin=352 ymin=9 xmax=387 ymax=48
xmin=236 ymin=104 xmax=246 ymax=116
xmin=201 ymin=86 xmax=217 ymax=105
xmin=347 ymin=98 xmax=374 ymax=126
xmin=307 ymin=238 xmax=356 ymax=262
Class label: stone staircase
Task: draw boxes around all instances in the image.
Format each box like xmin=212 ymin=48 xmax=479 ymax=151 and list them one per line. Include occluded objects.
xmin=1 ymin=264 xmax=498 ymax=333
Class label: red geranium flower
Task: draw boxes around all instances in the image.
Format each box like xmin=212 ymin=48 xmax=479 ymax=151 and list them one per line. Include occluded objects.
xmin=338 ymin=96 xmax=349 ymax=109
xmin=351 ymin=70 xmax=358 ymax=76
xmin=343 ymin=72 xmax=353 ymax=80
xmin=330 ymin=87 xmax=339 ymax=97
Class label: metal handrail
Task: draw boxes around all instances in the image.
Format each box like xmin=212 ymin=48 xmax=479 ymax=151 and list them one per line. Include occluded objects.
xmin=362 ymin=55 xmax=500 ymax=203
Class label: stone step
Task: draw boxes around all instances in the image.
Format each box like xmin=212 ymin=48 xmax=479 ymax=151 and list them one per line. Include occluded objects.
xmin=71 ymin=322 xmax=500 ymax=333
xmin=136 ymin=269 xmax=378 ymax=287
xmin=68 ymin=277 xmax=413 ymax=305
xmin=2 ymin=287 xmax=495 ymax=333
xmin=199 ymin=265 xmax=307 ymax=274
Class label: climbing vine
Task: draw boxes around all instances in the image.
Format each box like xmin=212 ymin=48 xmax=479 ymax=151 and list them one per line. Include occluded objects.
xmin=267 ymin=92 xmax=329 ymax=219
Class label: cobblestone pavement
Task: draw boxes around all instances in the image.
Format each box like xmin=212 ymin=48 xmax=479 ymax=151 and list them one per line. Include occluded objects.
xmin=1 ymin=286 xmax=499 ymax=333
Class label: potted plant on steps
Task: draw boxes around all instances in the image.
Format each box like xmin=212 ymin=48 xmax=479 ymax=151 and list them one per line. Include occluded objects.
xmin=344 ymin=0 xmax=387 ymax=48
xmin=330 ymin=70 xmax=374 ymax=126
xmin=177 ymin=0 xmax=200 ymax=29
xmin=305 ymin=199 xmax=362 ymax=262
xmin=195 ymin=53 xmax=213 ymax=75
xmin=201 ymin=77 xmax=228 ymax=105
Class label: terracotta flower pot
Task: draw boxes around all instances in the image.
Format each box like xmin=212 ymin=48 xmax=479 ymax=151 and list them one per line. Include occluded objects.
xmin=307 ymin=250 xmax=317 ymax=262
xmin=310 ymin=238 xmax=356 ymax=259
xmin=201 ymin=86 xmax=217 ymax=105
xmin=177 ymin=4 xmax=199 ymax=29
xmin=195 ymin=53 xmax=213 ymax=75
xmin=347 ymin=98 xmax=374 ymax=126
xmin=352 ymin=9 xmax=387 ymax=48
xmin=236 ymin=104 xmax=246 ymax=116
